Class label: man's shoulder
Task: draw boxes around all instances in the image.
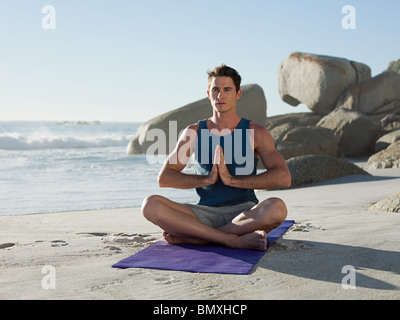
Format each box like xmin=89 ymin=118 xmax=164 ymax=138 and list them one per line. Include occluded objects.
xmin=249 ymin=120 xmax=269 ymax=133
xmin=248 ymin=120 xmax=274 ymax=142
xmin=179 ymin=123 xmax=199 ymax=139
xmin=186 ymin=122 xmax=199 ymax=132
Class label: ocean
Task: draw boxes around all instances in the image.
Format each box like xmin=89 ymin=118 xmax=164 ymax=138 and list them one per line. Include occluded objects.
xmin=0 ymin=121 xmax=197 ymax=216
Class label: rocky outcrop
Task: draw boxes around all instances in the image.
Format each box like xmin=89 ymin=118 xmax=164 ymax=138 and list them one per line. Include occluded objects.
xmin=268 ymin=109 xmax=400 ymax=165
xmin=380 ymin=114 xmax=400 ymax=133
xmin=368 ymin=190 xmax=400 ymax=213
xmin=271 ymin=53 xmax=400 ymax=178
xmin=277 ymin=127 xmax=340 ymax=159
xmin=276 ymin=52 xmax=400 ymax=164
xmin=127 ymin=52 xmax=400 ymax=175
xmin=265 ymin=112 xmax=323 ymax=131
xmin=374 ymin=129 xmax=400 ymax=152
xmin=386 ymin=59 xmax=400 ymax=74
xmin=267 ymin=112 xmax=323 ymax=143
xmin=127 ymin=84 xmax=266 ymax=154
xmin=286 ymin=155 xmax=370 ymax=188
xmin=365 ymin=141 xmax=400 ymax=169
xmin=335 ymin=71 xmax=400 ymax=119
xmin=317 ymin=108 xmax=381 ymax=157
xmin=278 ymin=52 xmax=371 ymax=114
xmin=266 ymin=113 xmax=340 ymax=159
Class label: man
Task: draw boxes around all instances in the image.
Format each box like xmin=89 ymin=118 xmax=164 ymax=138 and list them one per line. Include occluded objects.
xmin=141 ymin=65 xmax=291 ymax=251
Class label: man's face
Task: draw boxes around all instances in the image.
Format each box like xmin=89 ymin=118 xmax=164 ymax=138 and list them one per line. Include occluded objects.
xmin=207 ymin=76 xmax=242 ymax=114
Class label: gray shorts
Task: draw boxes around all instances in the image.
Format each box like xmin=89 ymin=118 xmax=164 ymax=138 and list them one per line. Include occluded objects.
xmin=184 ymin=201 xmax=257 ymax=229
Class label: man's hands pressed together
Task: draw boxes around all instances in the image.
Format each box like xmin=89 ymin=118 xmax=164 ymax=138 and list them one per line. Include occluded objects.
xmin=207 ymin=145 xmax=234 ymax=187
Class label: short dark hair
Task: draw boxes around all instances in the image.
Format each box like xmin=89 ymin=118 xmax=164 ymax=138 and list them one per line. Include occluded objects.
xmin=207 ymin=64 xmax=241 ymax=93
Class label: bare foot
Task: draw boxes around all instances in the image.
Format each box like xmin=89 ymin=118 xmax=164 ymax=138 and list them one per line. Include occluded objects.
xmin=231 ymin=230 xmax=267 ymax=251
xmin=163 ymin=231 xmax=208 ymax=246
xmin=163 ymin=230 xmax=267 ymax=251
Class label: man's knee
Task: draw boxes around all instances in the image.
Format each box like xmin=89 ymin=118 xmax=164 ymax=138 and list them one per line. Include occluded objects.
xmin=141 ymin=195 xmax=164 ymax=221
xmin=259 ymin=197 xmax=288 ymax=228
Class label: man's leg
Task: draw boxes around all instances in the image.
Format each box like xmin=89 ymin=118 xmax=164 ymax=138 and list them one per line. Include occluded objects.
xmin=219 ymin=197 xmax=288 ymax=236
xmin=141 ymin=195 xmax=267 ymax=250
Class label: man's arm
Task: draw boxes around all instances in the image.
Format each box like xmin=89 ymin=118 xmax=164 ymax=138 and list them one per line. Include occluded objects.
xmin=217 ymin=122 xmax=291 ymax=190
xmin=158 ymin=124 xmax=218 ymax=189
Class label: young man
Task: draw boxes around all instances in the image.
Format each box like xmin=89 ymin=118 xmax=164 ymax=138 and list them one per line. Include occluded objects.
xmin=141 ymin=65 xmax=291 ymax=251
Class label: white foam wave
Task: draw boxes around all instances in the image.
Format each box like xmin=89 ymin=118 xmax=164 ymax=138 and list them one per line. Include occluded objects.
xmin=0 ymin=133 xmax=131 ymax=150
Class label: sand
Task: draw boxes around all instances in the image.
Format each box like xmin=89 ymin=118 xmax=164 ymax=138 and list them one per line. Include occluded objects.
xmin=1 ymin=166 xmax=399 ymax=300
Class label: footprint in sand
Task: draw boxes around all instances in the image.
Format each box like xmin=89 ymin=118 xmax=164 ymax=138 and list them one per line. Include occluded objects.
xmin=270 ymin=240 xmax=313 ymax=251
xmin=290 ymin=222 xmax=325 ymax=232
xmin=76 ymin=232 xmax=108 ymax=237
xmin=153 ymin=275 xmax=180 ymax=285
xmin=50 ymin=240 xmax=69 ymax=247
xmin=0 ymin=243 xmax=15 ymax=250
xmin=75 ymin=232 xmax=161 ymax=252
xmin=102 ymin=233 xmax=160 ymax=249
xmin=104 ymin=245 xmax=123 ymax=253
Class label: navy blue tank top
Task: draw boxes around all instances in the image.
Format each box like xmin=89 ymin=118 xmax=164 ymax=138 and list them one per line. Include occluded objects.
xmin=194 ymin=118 xmax=259 ymax=207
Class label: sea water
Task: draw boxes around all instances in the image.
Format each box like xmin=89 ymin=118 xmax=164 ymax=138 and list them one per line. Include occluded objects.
xmin=0 ymin=121 xmax=197 ymax=215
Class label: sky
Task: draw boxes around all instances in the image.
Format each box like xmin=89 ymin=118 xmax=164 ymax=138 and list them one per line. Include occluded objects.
xmin=0 ymin=0 xmax=399 ymax=122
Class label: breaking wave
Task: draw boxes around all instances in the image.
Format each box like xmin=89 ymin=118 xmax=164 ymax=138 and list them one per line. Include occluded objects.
xmin=0 ymin=133 xmax=131 ymax=150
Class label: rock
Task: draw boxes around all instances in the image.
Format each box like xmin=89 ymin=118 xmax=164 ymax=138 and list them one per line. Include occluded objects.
xmin=365 ymin=141 xmax=400 ymax=169
xmin=276 ymin=127 xmax=340 ymax=160
xmin=269 ymin=122 xmax=294 ymax=143
xmin=0 ymin=243 xmax=15 ymax=250
xmin=265 ymin=112 xmax=339 ymax=160
xmin=266 ymin=112 xmax=323 ymax=145
xmin=386 ymin=59 xmax=400 ymax=74
xmin=374 ymin=129 xmax=400 ymax=152
xmin=380 ymin=114 xmax=400 ymax=133
xmin=368 ymin=190 xmax=400 ymax=213
xmin=126 ymin=84 xmax=267 ymax=154
xmin=265 ymin=112 xmax=323 ymax=131
xmin=286 ymin=155 xmax=370 ymax=188
xmin=336 ymin=71 xmax=400 ymax=119
xmin=278 ymin=52 xmax=371 ymax=114
xmin=317 ymin=108 xmax=381 ymax=157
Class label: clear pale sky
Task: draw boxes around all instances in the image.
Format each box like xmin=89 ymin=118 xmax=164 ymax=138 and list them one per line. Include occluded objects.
xmin=0 ymin=0 xmax=399 ymax=122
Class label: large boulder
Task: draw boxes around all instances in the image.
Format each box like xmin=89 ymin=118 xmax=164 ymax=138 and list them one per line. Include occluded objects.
xmin=266 ymin=112 xmax=324 ymax=145
xmin=317 ymin=108 xmax=381 ymax=157
xmin=380 ymin=114 xmax=400 ymax=133
xmin=374 ymin=129 xmax=400 ymax=152
xmin=265 ymin=112 xmax=339 ymax=160
xmin=336 ymin=71 xmax=400 ymax=119
xmin=278 ymin=52 xmax=371 ymax=114
xmin=368 ymin=190 xmax=400 ymax=213
xmin=265 ymin=112 xmax=323 ymax=131
xmin=286 ymin=155 xmax=370 ymax=188
xmin=365 ymin=141 xmax=400 ymax=169
xmin=386 ymin=59 xmax=400 ymax=74
xmin=126 ymin=84 xmax=267 ymax=154
xmin=276 ymin=127 xmax=340 ymax=160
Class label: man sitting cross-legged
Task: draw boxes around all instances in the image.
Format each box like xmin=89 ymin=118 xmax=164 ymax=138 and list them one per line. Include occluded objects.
xmin=141 ymin=65 xmax=291 ymax=251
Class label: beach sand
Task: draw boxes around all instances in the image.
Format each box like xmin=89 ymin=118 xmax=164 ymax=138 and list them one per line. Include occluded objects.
xmin=1 ymin=166 xmax=399 ymax=300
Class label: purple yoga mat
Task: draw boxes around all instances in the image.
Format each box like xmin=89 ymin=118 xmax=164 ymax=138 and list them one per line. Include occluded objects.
xmin=112 ymin=220 xmax=294 ymax=275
